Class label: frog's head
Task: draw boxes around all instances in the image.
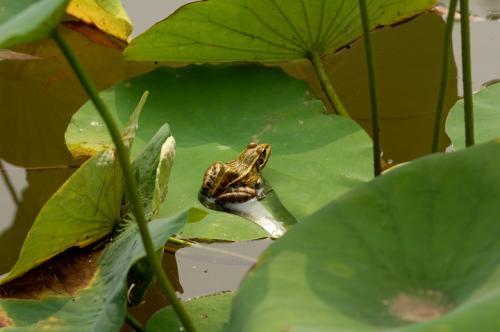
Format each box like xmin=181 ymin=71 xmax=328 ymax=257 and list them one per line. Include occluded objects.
xmin=240 ymin=142 xmax=271 ymax=171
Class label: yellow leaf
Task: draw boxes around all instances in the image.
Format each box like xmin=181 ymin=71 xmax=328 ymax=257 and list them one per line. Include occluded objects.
xmin=67 ymin=0 xmax=132 ymax=41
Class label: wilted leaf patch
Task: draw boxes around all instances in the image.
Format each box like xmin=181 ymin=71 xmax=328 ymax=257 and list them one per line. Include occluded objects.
xmin=0 ymin=243 xmax=103 ymax=300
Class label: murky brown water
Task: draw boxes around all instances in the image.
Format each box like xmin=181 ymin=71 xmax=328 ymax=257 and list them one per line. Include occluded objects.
xmin=1 ymin=1 xmax=498 ymax=329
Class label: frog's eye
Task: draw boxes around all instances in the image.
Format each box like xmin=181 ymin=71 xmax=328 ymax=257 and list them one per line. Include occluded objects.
xmin=247 ymin=142 xmax=257 ymax=149
xmin=257 ymin=150 xmax=267 ymax=165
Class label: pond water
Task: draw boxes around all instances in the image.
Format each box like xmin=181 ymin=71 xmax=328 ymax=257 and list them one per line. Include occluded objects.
xmin=0 ymin=1 xmax=498 ymax=329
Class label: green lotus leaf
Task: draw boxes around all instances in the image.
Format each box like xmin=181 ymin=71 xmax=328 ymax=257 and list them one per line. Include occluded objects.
xmin=446 ymin=83 xmax=500 ymax=150
xmin=0 ymin=0 xmax=69 ymax=49
xmin=66 ymin=0 xmax=132 ymax=41
xmin=147 ymin=292 xmax=233 ymax=332
xmin=0 ymin=211 xmax=191 ymax=331
xmin=65 ymin=66 xmax=372 ymax=241
xmin=0 ymin=148 xmax=122 ymax=285
xmin=228 ymin=140 xmax=500 ymax=331
xmin=124 ymin=0 xmax=436 ymax=62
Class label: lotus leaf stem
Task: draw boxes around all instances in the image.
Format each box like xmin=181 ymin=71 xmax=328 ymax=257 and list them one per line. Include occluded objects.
xmin=460 ymin=0 xmax=474 ymax=147
xmin=309 ymin=51 xmax=350 ymax=118
xmin=357 ymin=0 xmax=382 ymax=176
xmin=432 ymin=0 xmax=458 ymax=152
xmin=125 ymin=312 xmax=145 ymax=332
xmin=53 ymin=29 xmax=197 ymax=332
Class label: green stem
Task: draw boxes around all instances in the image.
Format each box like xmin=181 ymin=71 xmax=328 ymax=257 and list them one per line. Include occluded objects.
xmin=460 ymin=0 xmax=474 ymax=147
xmin=432 ymin=0 xmax=458 ymax=153
xmin=125 ymin=312 xmax=145 ymax=332
xmin=309 ymin=52 xmax=350 ymax=117
xmin=358 ymin=0 xmax=382 ymax=176
xmin=53 ymin=30 xmax=197 ymax=332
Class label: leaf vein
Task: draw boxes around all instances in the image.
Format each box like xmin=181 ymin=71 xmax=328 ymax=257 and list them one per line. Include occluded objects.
xmin=269 ymin=0 xmax=308 ymax=49
xmin=186 ymin=7 xmax=303 ymax=54
xmin=160 ymin=29 xmax=299 ymax=57
xmin=222 ymin=1 xmax=305 ymax=52
xmin=319 ymin=0 xmax=347 ymax=47
xmin=300 ymin=0 xmax=313 ymax=48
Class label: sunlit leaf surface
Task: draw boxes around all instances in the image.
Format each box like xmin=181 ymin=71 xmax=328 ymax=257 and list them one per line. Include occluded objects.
xmin=229 ymin=140 xmax=500 ymax=331
xmin=66 ymin=66 xmax=373 ymax=241
xmin=67 ymin=0 xmax=132 ymax=41
xmin=446 ymin=83 xmax=500 ymax=149
xmin=125 ymin=0 xmax=436 ymax=62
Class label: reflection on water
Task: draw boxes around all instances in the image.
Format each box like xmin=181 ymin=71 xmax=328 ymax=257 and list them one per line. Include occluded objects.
xmin=486 ymin=13 xmax=500 ymax=21
xmin=482 ymin=78 xmax=500 ymax=88
xmin=0 ymin=162 xmax=75 ymax=275
xmin=0 ymin=161 xmax=27 ymax=235
xmin=124 ymin=239 xmax=270 ymax=330
xmin=175 ymin=239 xmax=270 ymax=300
xmin=439 ymin=0 xmax=500 ymax=19
xmin=438 ymin=0 xmax=500 ymax=94
xmin=452 ymin=20 xmax=500 ymax=95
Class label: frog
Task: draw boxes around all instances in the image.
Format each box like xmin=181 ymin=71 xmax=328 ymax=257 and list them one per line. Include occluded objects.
xmin=199 ymin=142 xmax=271 ymax=205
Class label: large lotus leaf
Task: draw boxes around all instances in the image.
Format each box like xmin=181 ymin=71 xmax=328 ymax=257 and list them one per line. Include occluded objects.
xmin=66 ymin=0 xmax=132 ymax=41
xmin=147 ymin=292 xmax=233 ymax=332
xmin=0 ymin=148 xmax=122 ymax=285
xmin=0 ymin=211 xmax=190 ymax=331
xmin=228 ymin=140 xmax=500 ymax=331
xmin=446 ymin=83 xmax=500 ymax=150
xmin=124 ymin=0 xmax=436 ymax=62
xmin=0 ymin=0 xmax=69 ymax=49
xmin=65 ymin=66 xmax=372 ymax=241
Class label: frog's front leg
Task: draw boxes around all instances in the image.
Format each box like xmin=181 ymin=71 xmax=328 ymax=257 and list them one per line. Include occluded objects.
xmin=200 ymin=162 xmax=223 ymax=196
xmin=216 ymin=186 xmax=256 ymax=205
xmin=255 ymin=176 xmax=268 ymax=199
